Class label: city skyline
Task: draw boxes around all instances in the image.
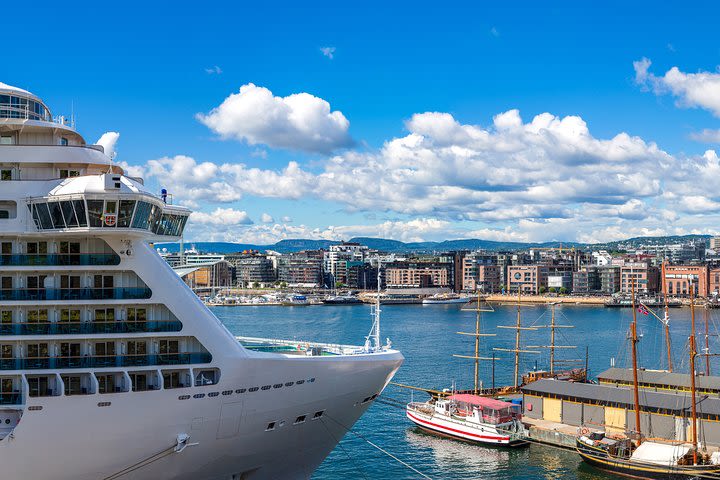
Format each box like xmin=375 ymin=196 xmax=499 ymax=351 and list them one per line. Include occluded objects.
xmin=6 ymin=2 xmax=720 ymax=244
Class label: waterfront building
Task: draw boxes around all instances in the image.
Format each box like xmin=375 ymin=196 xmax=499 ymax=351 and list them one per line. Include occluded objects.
xmin=547 ymin=271 xmax=572 ymax=292
xmin=385 ymin=266 xmax=449 ymax=288
xmin=346 ymin=262 xmax=379 ymax=290
xmin=710 ymin=267 xmax=720 ymax=297
xmin=711 ymin=237 xmax=720 ymax=251
xmin=619 ymin=261 xmax=659 ymax=295
xmin=598 ymin=265 xmax=621 ymax=294
xmin=591 ymin=250 xmax=613 ymax=266
xmin=177 ymin=260 xmax=233 ymax=290
xmin=506 ymin=265 xmax=548 ymax=294
xmin=663 ymin=264 xmax=709 ymax=297
xmin=462 ymin=253 xmax=500 ymax=292
xmin=277 ymin=250 xmax=324 ymax=287
xmin=230 ymin=254 xmax=276 ymax=287
xmin=323 ymin=242 xmax=369 ymax=286
xmin=572 ymin=266 xmax=600 ymax=294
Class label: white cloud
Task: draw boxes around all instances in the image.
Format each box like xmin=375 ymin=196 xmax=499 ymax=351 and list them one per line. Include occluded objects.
xmin=205 ymin=65 xmax=222 ymax=75
xmin=320 ymin=46 xmax=336 ymax=59
xmin=634 ymin=58 xmax=720 ymax=117
xmin=138 ymin=108 xmax=720 ymax=243
xmin=196 ymin=83 xmax=353 ymax=153
xmin=689 ymin=128 xmax=720 ymax=143
xmin=96 ymin=132 xmax=119 ymax=158
xmin=260 ymin=213 xmax=274 ymax=223
xmin=281 ymin=216 xmax=293 ymax=223
xmin=190 ymin=207 xmax=253 ymax=225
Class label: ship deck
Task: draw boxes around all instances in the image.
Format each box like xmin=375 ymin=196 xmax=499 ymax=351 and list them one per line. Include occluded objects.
xmin=237 ymin=336 xmax=373 ymax=356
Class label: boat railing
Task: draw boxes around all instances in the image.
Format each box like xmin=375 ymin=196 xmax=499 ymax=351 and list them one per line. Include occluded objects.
xmin=0 ymin=320 xmax=182 ymax=335
xmin=0 ymin=253 xmax=120 ymax=267
xmin=0 ymin=352 xmax=211 ymax=370
xmin=0 ymin=287 xmax=152 ymax=301
xmin=237 ymin=336 xmax=366 ymax=356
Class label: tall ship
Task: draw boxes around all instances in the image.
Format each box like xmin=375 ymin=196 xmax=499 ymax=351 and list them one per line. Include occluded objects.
xmin=0 ymin=83 xmax=403 ymax=479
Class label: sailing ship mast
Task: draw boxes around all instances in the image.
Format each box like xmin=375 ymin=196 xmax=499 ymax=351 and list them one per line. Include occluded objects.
xmin=528 ymin=302 xmax=576 ymax=375
xmin=630 ymin=278 xmax=642 ymax=445
xmin=661 ymin=261 xmax=673 ymax=372
xmin=453 ymin=290 xmax=496 ymax=394
xmin=495 ymin=289 xmax=538 ymax=389
xmin=704 ymin=306 xmax=711 ymax=376
xmin=690 ymin=286 xmax=700 ymax=464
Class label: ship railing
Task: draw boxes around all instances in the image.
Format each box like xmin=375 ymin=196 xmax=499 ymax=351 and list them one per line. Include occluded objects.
xmin=0 ymin=393 xmax=21 ymax=405
xmin=237 ymin=335 xmax=362 ymax=355
xmin=0 ymin=253 xmax=120 ymax=267
xmin=0 ymin=352 xmax=212 ymax=370
xmin=0 ymin=320 xmax=182 ymax=335
xmin=0 ymin=287 xmax=151 ymax=301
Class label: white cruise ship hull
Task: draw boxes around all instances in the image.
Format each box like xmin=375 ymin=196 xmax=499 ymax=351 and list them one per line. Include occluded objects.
xmin=1 ymin=349 xmax=402 ymax=479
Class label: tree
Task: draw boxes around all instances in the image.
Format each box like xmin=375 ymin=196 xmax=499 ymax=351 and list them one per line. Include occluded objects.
xmin=252 ymin=282 xmax=260 ymax=289
xmin=548 ymin=287 xmax=557 ymax=294
xmin=559 ymin=287 xmax=568 ymax=295
xmin=539 ymin=286 xmax=547 ymax=294
xmin=280 ymin=281 xmax=287 ymax=289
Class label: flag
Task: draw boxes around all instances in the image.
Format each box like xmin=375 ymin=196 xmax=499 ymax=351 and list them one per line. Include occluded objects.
xmin=637 ymin=305 xmax=649 ymax=316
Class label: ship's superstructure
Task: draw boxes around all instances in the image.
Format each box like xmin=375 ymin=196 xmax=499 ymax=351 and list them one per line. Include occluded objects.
xmin=0 ymin=83 xmax=403 ymax=479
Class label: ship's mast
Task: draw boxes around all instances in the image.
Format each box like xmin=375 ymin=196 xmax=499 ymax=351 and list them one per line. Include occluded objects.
xmin=630 ymin=277 xmax=642 ymax=445
xmin=528 ymin=302 xmax=576 ymax=375
xmin=453 ymin=290 xmax=495 ymax=394
xmin=704 ymin=306 xmax=711 ymax=376
xmin=690 ymin=286 xmax=699 ymax=464
xmin=661 ymin=261 xmax=673 ymax=372
xmin=365 ymin=258 xmax=382 ymax=352
xmin=495 ymin=288 xmax=538 ymax=389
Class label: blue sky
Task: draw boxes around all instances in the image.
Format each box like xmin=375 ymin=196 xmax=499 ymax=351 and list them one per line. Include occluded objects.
xmin=6 ymin=1 xmax=720 ymax=243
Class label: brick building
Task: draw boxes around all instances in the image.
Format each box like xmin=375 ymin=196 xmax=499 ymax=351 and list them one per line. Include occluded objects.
xmin=506 ymin=265 xmax=548 ymax=294
xmin=663 ymin=264 xmax=709 ymax=297
xmin=620 ymin=262 xmax=659 ymax=295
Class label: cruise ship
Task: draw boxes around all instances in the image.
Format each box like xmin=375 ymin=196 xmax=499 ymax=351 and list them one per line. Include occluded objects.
xmin=0 ymin=82 xmax=404 ymax=479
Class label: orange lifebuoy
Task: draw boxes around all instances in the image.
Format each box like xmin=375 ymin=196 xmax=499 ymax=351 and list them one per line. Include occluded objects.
xmin=580 ymin=427 xmax=589 ymax=435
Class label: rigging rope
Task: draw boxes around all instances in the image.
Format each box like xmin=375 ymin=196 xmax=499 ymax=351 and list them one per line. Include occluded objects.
xmin=322 ymin=412 xmax=434 ymax=480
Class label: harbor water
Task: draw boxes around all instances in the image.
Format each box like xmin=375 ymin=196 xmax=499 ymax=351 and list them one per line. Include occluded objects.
xmin=213 ymin=303 xmax=716 ymax=479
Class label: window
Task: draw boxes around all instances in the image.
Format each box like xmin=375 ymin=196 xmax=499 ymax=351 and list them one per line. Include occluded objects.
xmin=294 ymin=415 xmax=306 ymax=424
xmin=94 ymin=308 xmax=115 ymax=322
xmin=130 ymin=373 xmax=148 ymax=392
xmin=59 ymin=309 xmax=81 ymax=323
xmin=87 ymin=200 xmax=104 ymax=227
xmin=117 ymin=200 xmax=136 ymax=227
xmin=266 ymin=422 xmax=276 ymax=431
xmin=47 ymin=202 xmax=65 ymax=229
xmin=1 ymin=242 xmax=10 ymax=255
xmin=97 ymin=374 xmax=116 ymax=394
xmin=60 ymin=201 xmax=78 ymax=227
xmin=59 ymin=241 xmax=81 ymax=264
xmin=60 ymin=342 xmax=81 ymax=358
xmin=60 ymin=274 xmax=81 ymax=290
xmin=26 ymin=241 xmax=47 ymax=256
xmin=163 ymin=371 xmax=182 ymax=389
xmin=1 ymin=311 xmax=11 ymax=324
xmin=27 ymin=343 xmax=49 ymax=358
xmin=1 ymin=345 xmax=12 ymax=359
xmin=61 ymin=375 xmax=82 ymax=395
xmin=27 ymin=309 xmax=48 ymax=324
xmin=59 ymin=169 xmax=78 ymax=177
xmin=0 ymin=137 xmax=13 ymax=145
xmin=0 ymin=169 xmax=11 ymax=180
xmin=159 ymin=340 xmax=179 ymax=355
xmin=127 ymin=307 xmax=147 ymax=322
xmin=73 ymin=200 xmax=87 ymax=227
xmin=27 ymin=377 xmax=49 ymax=397
xmin=95 ymin=341 xmax=116 ymax=357
xmin=127 ymin=341 xmax=147 ymax=356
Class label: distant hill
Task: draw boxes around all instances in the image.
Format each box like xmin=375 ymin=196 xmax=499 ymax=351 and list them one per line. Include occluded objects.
xmin=155 ymin=234 xmax=711 ymax=255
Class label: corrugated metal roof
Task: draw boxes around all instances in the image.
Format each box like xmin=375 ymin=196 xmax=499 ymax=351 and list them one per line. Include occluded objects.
xmin=521 ymin=378 xmax=720 ymax=416
xmin=597 ymin=367 xmax=720 ymax=391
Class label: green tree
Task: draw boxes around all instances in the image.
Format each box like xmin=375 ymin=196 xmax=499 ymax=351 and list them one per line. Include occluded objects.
xmin=559 ymin=287 xmax=568 ymax=295
xmin=539 ymin=286 xmax=547 ymax=294
xmin=252 ymin=282 xmax=260 ymax=289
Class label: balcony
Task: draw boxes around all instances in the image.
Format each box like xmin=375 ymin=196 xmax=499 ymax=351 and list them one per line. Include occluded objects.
xmin=0 ymin=254 xmax=120 ymax=267
xmin=0 ymin=320 xmax=182 ymax=336
xmin=0 ymin=288 xmax=151 ymax=301
xmin=0 ymin=393 xmax=21 ymax=405
xmin=0 ymin=352 xmax=212 ymax=370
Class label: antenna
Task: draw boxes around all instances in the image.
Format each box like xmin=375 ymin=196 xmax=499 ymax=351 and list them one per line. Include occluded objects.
xmin=365 ymin=257 xmax=383 ymax=352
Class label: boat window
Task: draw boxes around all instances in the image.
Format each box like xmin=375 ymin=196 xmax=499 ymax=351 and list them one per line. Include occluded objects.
xmin=130 ymin=373 xmax=148 ymax=392
xmin=60 ymin=201 xmax=78 ymax=227
xmin=27 ymin=377 xmax=50 ymax=397
xmin=117 ymin=200 xmax=136 ymax=227
xmin=127 ymin=307 xmax=146 ymax=322
xmin=294 ymin=415 xmax=306 ymax=424
xmin=0 ymin=169 xmax=12 ymax=180
xmin=127 ymin=341 xmax=147 ymax=356
xmin=27 ymin=309 xmax=49 ymax=324
xmin=97 ymin=374 xmax=116 ymax=394
xmin=0 ymin=201 xmax=16 ymax=219
xmin=48 ymin=202 xmax=65 ymax=229
xmin=131 ymin=201 xmax=152 ymax=229
xmin=62 ymin=375 xmax=82 ymax=395
xmin=159 ymin=340 xmax=179 ymax=355
xmin=266 ymin=422 xmax=276 ymax=431
xmin=60 ymin=309 xmax=81 ymax=323
xmin=87 ymin=200 xmax=104 ymax=227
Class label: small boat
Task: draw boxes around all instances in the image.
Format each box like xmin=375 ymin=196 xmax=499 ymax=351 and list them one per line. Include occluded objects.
xmin=422 ymin=294 xmax=471 ymax=304
xmin=406 ymin=394 xmax=528 ymax=447
xmin=322 ymin=294 xmax=362 ymax=305
xmin=282 ymin=294 xmax=310 ymax=306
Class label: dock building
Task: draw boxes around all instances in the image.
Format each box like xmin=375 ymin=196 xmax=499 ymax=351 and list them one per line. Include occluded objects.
xmin=521 ymin=377 xmax=720 ymax=444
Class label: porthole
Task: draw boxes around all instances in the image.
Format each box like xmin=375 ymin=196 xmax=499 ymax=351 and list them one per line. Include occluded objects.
xmin=193 ymin=393 xmax=206 ymax=399
xmin=208 ymin=392 xmax=219 ymax=397
xmin=222 ymin=390 xmax=233 ymax=396
xmin=28 ymin=406 xmax=42 ymax=411
xmin=285 ymin=382 xmax=294 ymax=387
xmin=266 ymin=422 xmax=276 ymax=431
xmin=236 ymin=388 xmax=247 ymax=394
xmin=261 ymin=385 xmax=271 ymax=391
xmin=178 ymin=395 xmax=190 ymax=400
xmin=97 ymin=402 xmax=112 ymax=407
xmin=273 ymin=384 xmax=282 ymax=389
xmin=249 ymin=387 xmax=259 ymax=392
xmin=294 ymin=415 xmax=306 ymax=424
xmin=313 ymin=411 xmax=324 ymax=419
xmin=296 ymin=380 xmax=305 ymax=385
xmin=309 ymin=378 xmax=316 ymax=383
xmin=4 ymin=418 xmax=10 ymax=424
